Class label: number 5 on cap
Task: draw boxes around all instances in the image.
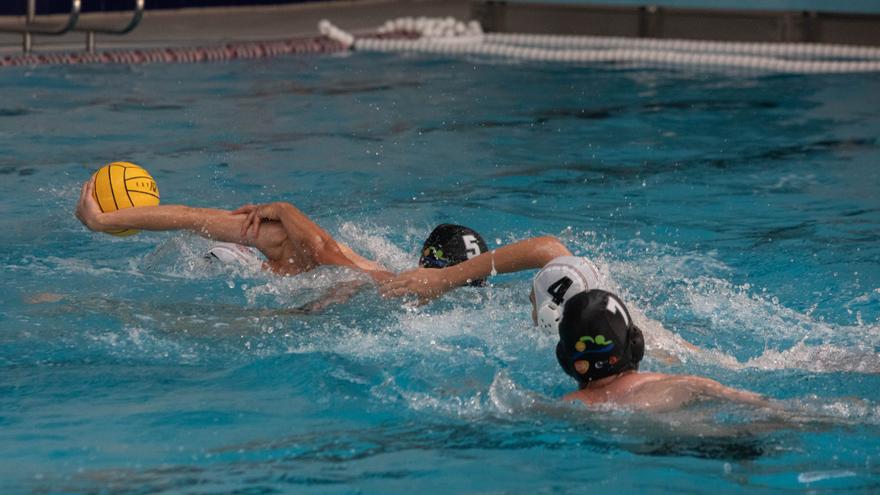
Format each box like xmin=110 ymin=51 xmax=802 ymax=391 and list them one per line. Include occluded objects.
xmin=463 ymin=235 xmax=481 ymax=259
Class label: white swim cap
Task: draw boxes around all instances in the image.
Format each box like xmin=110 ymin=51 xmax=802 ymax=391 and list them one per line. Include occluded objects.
xmin=205 ymin=242 xmax=263 ymax=268
xmin=532 ymin=256 xmax=601 ymax=334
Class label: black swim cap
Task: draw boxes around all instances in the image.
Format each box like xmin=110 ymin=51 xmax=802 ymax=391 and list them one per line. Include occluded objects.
xmin=556 ymin=289 xmax=645 ymax=387
xmin=419 ymin=224 xmax=489 ymax=286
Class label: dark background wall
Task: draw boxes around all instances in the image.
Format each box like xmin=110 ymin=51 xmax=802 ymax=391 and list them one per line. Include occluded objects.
xmin=0 ymin=0 xmax=324 ymax=15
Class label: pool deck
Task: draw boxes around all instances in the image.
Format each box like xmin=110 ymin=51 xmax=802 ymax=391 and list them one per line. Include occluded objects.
xmin=0 ymin=0 xmax=471 ymax=55
xmin=476 ymin=2 xmax=880 ymax=45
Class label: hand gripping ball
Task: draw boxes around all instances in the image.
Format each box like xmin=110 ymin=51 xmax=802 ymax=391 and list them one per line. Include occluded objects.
xmin=92 ymin=162 xmax=160 ymax=236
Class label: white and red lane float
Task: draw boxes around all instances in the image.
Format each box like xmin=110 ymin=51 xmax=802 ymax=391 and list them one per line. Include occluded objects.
xmin=3 ymin=16 xmax=880 ymax=73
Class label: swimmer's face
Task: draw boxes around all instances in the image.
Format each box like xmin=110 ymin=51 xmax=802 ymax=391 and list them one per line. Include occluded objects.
xmin=529 ymin=287 xmax=537 ymax=325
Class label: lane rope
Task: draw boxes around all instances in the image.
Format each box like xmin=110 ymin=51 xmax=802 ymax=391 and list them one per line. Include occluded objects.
xmin=4 ymin=15 xmax=880 ymax=72
xmin=0 ymin=36 xmax=344 ymax=67
xmin=323 ymin=17 xmax=880 ymax=73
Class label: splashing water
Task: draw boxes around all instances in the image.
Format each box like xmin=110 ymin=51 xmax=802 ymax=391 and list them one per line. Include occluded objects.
xmin=1 ymin=53 xmax=878 ymax=493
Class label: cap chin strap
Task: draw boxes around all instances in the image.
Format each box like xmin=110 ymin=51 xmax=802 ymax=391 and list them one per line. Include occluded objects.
xmin=536 ymin=301 xmax=562 ymax=334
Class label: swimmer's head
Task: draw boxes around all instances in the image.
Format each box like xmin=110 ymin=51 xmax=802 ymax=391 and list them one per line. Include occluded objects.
xmin=531 ymin=256 xmax=600 ymax=333
xmin=205 ymin=242 xmax=264 ymax=267
xmin=555 ymin=289 xmax=645 ymax=388
xmin=420 ymin=224 xmax=488 ymax=286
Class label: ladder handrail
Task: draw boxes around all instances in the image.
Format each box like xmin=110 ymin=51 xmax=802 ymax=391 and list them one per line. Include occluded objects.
xmin=0 ymin=0 xmax=81 ymax=35
xmin=74 ymin=0 xmax=144 ymax=35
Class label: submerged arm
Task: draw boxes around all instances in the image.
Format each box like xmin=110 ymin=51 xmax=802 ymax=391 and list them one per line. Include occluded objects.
xmin=379 ymin=236 xmax=572 ymax=300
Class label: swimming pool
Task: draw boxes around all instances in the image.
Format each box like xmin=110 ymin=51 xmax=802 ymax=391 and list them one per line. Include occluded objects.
xmin=1 ymin=51 xmax=878 ymax=493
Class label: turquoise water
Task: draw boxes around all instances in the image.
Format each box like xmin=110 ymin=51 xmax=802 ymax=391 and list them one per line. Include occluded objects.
xmin=1 ymin=53 xmax=879 ymax=493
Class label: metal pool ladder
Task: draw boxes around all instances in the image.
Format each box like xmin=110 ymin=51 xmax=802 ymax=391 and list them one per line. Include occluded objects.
xmin=0 ymin=0 xmax=144 ymax=53
xmin=77 ymin=0 xmax=144 ymax=53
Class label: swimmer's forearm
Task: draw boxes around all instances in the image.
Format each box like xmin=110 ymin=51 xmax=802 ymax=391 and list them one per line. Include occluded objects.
xmin=721 ymin=388 xmax=774 ymax=408
xmin=274 ymin=202 xmax=330 ymax=245
xmin=272 ymin=202 xmax=355 ymax=267
xmin=272 ymin=202 xmax=388 ymax=273
xmin=441 ymin=236 xmax=572 ymax=287
xmin=94 ymin=205 xmax=244 ymax=239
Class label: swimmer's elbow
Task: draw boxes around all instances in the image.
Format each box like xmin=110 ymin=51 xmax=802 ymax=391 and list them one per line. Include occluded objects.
xmin=533 ymin=236 xmax=572 ymax=265
xmin=699 ymin=378 xmax=767 ymax=406
xmin=274 ymin=201 xmax=296 ymax=212
xmin=312 ymin=235 xmax=351 ymax=267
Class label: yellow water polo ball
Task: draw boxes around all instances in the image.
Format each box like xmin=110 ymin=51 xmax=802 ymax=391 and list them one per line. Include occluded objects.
xmin=92 ymin=161 xmax=160 ymax=236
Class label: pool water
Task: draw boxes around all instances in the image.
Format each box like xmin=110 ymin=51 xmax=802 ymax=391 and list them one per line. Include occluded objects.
xmin=1 ymin=52 xmax=879 ymax=493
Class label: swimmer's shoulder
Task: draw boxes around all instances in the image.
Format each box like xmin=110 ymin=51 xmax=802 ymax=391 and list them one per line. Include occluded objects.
xmin=562 ymin=373 xmax=660 ymax=405
xmin=626 ymin=373 xmax=703 ymax=395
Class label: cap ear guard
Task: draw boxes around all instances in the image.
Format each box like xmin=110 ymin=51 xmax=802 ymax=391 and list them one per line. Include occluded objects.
xmin=608 ymin=294 xmax=644 ymax=369
xmin=555 ymin=341 xmax=588 ymax=387
xmin=629 ymin=325 xmax=645 ymax=367
xmin=536 ymin=300 xmax=562 ymax=333
xmin=556 ymin=341 xmax=591 ymax=389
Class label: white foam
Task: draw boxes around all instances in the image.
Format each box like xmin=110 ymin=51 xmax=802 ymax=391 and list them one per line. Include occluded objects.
xmin=36 ymin=219 xmax=880 ymax=395
xmin=242 ymin=264 xmax=367 ymax=307
xmin=487 ymin=371 xmax=540 ymax=415
xmin=561 ymin=235 xmax=880 ymax=374
xmin=337 ymin=221 xmax=413 ymax=272
xmin=743 ymin=341 xmax=880 ymax=373
xmin=142 ymin=235 xmax=265 ymax=279
xmin=798 ymin=470 xmax=857 ymax=483
xmin=373 ymin=370 xmax=548 ymax=420
xmin=782 ymin=394 xmax=880 ymax=425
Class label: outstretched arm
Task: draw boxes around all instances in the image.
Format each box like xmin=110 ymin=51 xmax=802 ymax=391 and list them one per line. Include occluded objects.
xmin=75 ymin=178 xmax=287 ymax=260
xmin=378 ymin=236 xmax=571 ymax=301
xmin=697 ymin=377 xmax=775 ymax=408
xmin=632 ymin=375 xmax=776 ymax=412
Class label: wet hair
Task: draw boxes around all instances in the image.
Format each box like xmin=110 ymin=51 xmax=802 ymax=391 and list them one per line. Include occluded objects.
xmin=555 ymin=289 xmax=645 ymax=388
xmin=419 ymin=224 xmax=488 ymax=286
